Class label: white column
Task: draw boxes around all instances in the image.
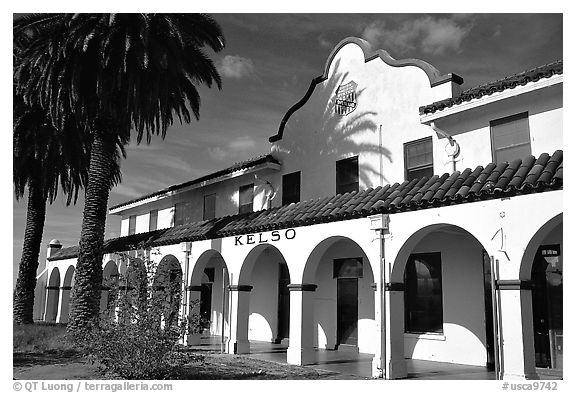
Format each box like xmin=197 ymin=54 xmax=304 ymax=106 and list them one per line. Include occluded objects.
xmin=56 ymin=286 xmax=71 ymax=323
xmin=286 ymin=284 xmax=316 ymax=365
xmin=371 ymin=282 xmax=385 ymax=378
xmin=44 ymin=287 xmax=59 ymax=322
xmin=226 ymin=285 xmax=252 ymax=354
xmin=385 ymin=286 xmax=407 ymax=379
xmin=372 ymin=281 xmax=407 ymax=379
xmin=498 ymin=281 xmax=538 ymax=379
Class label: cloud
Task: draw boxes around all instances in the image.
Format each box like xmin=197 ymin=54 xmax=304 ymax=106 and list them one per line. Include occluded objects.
xmin=207 ymin=136 xmax=267 ymax=161
xmin=228 ymin=136 xmax=258 ymax=151
xmin=362 ymin=16 xmax=474 ymax=56
xmin=207 ymin=147 xmax=227 ymax=161
xmin=217 ymin=55 xmax=255 ymax=79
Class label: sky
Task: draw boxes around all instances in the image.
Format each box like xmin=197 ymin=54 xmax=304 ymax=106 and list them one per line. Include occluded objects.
xmin=10 ymin=11 xmax=564 ymax=287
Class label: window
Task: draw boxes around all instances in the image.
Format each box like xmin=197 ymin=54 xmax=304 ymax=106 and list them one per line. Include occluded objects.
xmin=239 ymin=184 xmax=254 ymax=214
xmin=404 ymin=137 xmax=433 ymax=181
xmin=336 ymin=156 xmax=359 ymax=194
xmin=491 ymin=112 xmax=531 ymax=163
xmin=333 ymin=258 xmax=363 ymax=278
xmin=282 ymin=171 xmax=301 ymax=205
xmin=149 ymin=210 xmax=158 ymax=231
xmin=404 ymin=252 xmax=443 ymax=334
xmin=128 ymin=215 xmax=136 ymax=235
xmin=174 ymin=202 xmax=193 ymax=226
xmin=203 ymin=194 xmax=216 ymax=221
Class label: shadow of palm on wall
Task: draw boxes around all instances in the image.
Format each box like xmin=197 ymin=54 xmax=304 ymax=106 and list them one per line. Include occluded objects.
xmin=275 ymin=58 xmax=393 ymax=198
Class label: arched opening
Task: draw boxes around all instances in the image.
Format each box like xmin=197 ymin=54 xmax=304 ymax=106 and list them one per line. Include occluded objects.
xmin=302 ymin=236 xmax=375 ymax=354
xmin=101 ymin=260 xmax=119 ymax=316
xmin=391 ymin=224 xmax=494 ymax=376
xmin=189 ymin=250 xmax=230 ymax=340
xmin=119 ymin=257 xmax=148 ymax=319
xmin=153 ymin=255 xmax=183 ymax=328
xmin=238 ymin=244 xmax=291 ymax=350
xmin=520 ymin=214 xmax=563 ymax=377
xmin=44 ymin=268 xmax=60 ymax=322
xmin=57 ymin=266 xmax=75 ymax=323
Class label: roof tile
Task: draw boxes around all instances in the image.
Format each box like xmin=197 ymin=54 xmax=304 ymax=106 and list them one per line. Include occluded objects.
xmin=49 ymin=150 xmax=563 ymax=262
xmin=420 ymin=61 xmax=562 ymax=115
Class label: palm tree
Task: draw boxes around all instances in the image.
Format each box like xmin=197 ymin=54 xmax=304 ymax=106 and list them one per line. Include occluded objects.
xmin=13 ymin=94 xmax=85 ymax=324
xmin=13 ymin=18 xmax=125 ymax=325
xmin=13 ymin=92 xmax=125 ymax=324
xmin=13 ymin=25 xmax=87 ymax=324
xmin=14 ymin=14 xmax=225 ymax=333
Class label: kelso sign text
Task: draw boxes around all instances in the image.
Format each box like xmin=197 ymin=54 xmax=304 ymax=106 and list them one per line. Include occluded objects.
xmin=234 ymin=229 xmax=296 ymax=246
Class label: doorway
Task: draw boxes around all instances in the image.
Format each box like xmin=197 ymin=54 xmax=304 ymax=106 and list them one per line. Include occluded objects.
xmin=275 ymin=263 xmax=290 ymax=343
xmin=337 ymin=277 xmax=358 ymax=347
xmin=532 ymin=245 xmax=562 ymax=371
xmin=334 ymin=257 xmax=362 ymax=349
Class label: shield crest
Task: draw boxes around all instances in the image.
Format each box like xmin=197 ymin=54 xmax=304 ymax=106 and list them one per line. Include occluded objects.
xmin=334 ymin=81 xmax=358 ymax=116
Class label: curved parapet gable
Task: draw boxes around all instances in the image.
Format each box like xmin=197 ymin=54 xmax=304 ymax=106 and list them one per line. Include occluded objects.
xmin=269 ymin=37 xmax=463 ymax=142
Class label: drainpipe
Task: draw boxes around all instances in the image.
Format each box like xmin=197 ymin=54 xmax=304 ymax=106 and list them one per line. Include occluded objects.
xmin=430 ymin=122 xmax=460 ymax=173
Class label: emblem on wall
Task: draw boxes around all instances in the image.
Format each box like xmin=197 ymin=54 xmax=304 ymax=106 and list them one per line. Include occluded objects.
xmin=334 ymin=80 xmax=358 ymax=116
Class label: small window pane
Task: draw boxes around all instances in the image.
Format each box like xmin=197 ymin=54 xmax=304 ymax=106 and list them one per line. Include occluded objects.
xmin=282 ymin=171 xmax=301 ymax=205
xmin=128 ymin=215 xmax=136 ymax=235
xmin=239 ymin=184 xmax=254 ymax=214
xmin=405 ymin=137 xmax=433 ymax=181
xmin=336 ymin=156 xmax=359 ymax=194
xmin=174 ymin=202 xmax=193 ymax=226
xmin=491 ymin=112 xmax=531 ymax=163
xmin=405 ymin=252 xmax=443 ymax=334
xmin=149 ymin=210 xmax=158 ymax=231
xmin=203 ymin=194 xmax=216 ymax=220
xmin=333 ymin=258 xmax=363 ymax=278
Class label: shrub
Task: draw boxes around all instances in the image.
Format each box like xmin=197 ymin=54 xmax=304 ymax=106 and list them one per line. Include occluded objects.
xmin=79 ymin=251 xmax=203 ymax=379
xmin=13 ymin=322 xmax=76 ymax=353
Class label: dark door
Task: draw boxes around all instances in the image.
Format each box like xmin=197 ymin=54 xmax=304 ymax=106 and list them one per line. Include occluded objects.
xmin=482 ymin=251 xmax=496 ymax=370
xmin=532 ymin=245 xmax=563 ymax=370
xmin=276 ymin=264 xmax=290 ymax=343
xmin=337 ymin=278 xmax=358 ymax=347
xmin=200 ymin=283 xmax=212 ymax=331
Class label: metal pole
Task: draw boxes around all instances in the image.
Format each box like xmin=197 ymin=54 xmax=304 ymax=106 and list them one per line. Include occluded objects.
xmin=221 ymin=267 xmax=228 ymax=353
xmin=379 ymin=125 xmax=384 ymax=186
xmin=182 ymin=247 xmax=190 ymax=323
xmin=490 ymin=255 xmax=501 ymax=380
xmin=379 ymin=228 xmax=387 ymax=379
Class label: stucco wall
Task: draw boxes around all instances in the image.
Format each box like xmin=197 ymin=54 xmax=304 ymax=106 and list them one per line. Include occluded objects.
xmin=270 ymin=42 xmax=455 ymax=203
xmin=431 ymin=83 xmax=562 ymax=173
xmin=115 ymin=168 xmax=278 ymax=232
xmin=404 ymin=231 xmax=487 ymax=366
xmin=207 ymin=260 xmax=229 ymax=336
xmin=248 ymin=257 xmax=280 ymax=342
xmin=312 ymin=240 xmax=376 ymax=354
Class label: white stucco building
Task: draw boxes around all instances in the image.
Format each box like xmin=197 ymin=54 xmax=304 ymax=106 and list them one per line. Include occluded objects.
xmin=35 ymin=37 xmax=563 ymax=380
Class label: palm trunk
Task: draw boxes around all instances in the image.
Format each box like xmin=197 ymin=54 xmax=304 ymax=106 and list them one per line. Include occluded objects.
xmin=13 ymin=167 xmax=46 ymax=324
xmin=67 ymin=131 xmax=117 ymax=334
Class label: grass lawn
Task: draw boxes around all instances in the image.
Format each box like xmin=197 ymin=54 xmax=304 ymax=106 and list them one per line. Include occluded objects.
xmin=13 ymin=323 xmax=358 ymax=380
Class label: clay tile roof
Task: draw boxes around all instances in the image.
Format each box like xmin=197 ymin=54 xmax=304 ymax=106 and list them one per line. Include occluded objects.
xmin=419 ymin=61 xmax=562 ymax=116
xmin=49 ymin=150 xmax=563 ymax=261
xmin=109 ymin=154 xmax=280 ymax=211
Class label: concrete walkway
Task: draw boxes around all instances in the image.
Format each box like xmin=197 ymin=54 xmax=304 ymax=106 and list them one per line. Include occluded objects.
xmin=191 ymin=336 xmax=496 ymax=380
